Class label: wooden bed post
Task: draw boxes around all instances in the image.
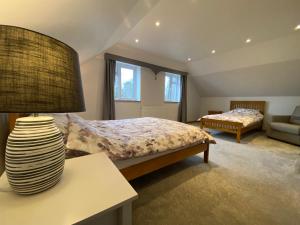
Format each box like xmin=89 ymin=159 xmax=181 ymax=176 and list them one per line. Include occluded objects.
xmin=200 ymin=121 xmax=203 ymax=129
xmin=204 ymin=144 xmax=209 ymax=163
xmin=236 ymin=128 xmax=241 ymax=143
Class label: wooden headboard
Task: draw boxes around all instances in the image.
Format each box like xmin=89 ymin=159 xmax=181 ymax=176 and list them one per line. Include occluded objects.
xmin=230 ymin=101 xmax=266 ymax=114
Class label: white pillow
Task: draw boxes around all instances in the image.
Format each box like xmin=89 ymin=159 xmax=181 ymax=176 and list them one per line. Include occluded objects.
xmin=231 ymin=108 xmax=261 ymax=115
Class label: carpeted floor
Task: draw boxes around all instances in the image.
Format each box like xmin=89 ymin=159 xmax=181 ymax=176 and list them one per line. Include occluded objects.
xmin=131 ymin=130 xmax=300 ymax=225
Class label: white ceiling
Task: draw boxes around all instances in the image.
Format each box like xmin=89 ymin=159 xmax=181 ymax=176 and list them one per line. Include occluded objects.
xmin=2 ymin=0 xmax=299 ymax=65
xmin=120 ymin=0 xmax=300 ymax=62
xmin=0 ymin=0 xmax=143 ymax=62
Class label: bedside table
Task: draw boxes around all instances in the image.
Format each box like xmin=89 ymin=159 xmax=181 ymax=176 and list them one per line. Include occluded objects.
xmin=0 ymin=153 xmax=138 ymax=225
xmin=208 ymin=110 xmax=223 ymax=115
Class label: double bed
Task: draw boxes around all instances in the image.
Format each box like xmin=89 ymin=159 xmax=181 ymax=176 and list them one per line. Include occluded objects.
xmin=199 ymin=101 xmax=265 ymax=143
xmin=65 ymin=116 xmax=215 ymax=180
xmin=7 ymin=114 xmax=214 ymax=181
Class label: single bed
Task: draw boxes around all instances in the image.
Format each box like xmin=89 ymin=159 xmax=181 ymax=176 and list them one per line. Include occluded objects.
xmin=7 ymin=114 xmax=215 ymax=181
xmin=199 ymin=101 xmax=265 ymax=143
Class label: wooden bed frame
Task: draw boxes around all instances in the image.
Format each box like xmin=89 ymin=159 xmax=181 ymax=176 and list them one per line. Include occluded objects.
xmin=120 ymin=143 xmax=209 ymax=181
xmin=7 ymin=114 xmax=211 ymax=181
xmin=200 ymin=101 xmax=265 ymax=143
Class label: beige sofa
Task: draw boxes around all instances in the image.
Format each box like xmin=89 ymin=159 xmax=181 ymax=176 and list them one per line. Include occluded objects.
xmin=267 ymin=106 xmax=300 ymax=145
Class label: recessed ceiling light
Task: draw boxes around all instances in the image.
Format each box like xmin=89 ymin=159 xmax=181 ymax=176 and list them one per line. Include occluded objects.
xmin=245 ymin=38 xmax=252 ymax=43
xmin=295 ymin=24 xmax=300 ymax=30
xmin=187 ymin=57 xmax=192 ymax=61
xmin=211 ymin=50 xmax=216 ymax=54
xmin=135 ymin=39 xmax=139 ymax=43
xmin=155 ymin=21 xmax=160 ymax=27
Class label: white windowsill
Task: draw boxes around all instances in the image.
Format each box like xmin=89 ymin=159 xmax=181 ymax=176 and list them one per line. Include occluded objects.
xmin=115 ymin=99 xmax=141 ymax=103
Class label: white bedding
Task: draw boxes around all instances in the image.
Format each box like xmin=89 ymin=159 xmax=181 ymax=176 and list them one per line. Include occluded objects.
xmin=65 ymin=116 xmax=215 ymax=160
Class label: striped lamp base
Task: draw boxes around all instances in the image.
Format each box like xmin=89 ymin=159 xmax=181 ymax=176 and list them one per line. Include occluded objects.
xmin=5 ymin=116 xmax=65 ymax=195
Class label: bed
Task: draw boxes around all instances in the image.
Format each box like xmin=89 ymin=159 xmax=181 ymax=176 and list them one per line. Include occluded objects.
xmin=199 ymin=101 xmax=265 ymax=143
xmin=7 ymin=114 xmax=215 ymax=181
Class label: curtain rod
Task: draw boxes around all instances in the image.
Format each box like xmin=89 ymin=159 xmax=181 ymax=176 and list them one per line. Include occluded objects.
xmin=104 ymin=53 xmax=188 ymax=76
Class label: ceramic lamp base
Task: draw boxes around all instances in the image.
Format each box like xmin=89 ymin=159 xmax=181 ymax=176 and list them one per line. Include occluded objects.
xmin=5 ymin=116 xmax=65 ymax=195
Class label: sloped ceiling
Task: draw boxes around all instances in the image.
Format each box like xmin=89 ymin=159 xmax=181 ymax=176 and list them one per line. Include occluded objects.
xmin=1 ymin=0 xmax=300 ymax=96
xmin=0 ymin=0 xmax=160 ymax=62
xmin=188 ymin=33 xmax=300 ymax=96
xmin=120 ymin=0 xmax=300 ymax=62
xmin=118 ymin=0 xmax=300 ymax=97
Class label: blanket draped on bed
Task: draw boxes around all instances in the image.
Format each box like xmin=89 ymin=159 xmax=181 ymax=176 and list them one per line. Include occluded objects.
xmin=66 ymin=117 xmax=214 ymax=160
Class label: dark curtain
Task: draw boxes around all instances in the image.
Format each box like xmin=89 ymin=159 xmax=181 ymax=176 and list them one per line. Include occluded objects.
xmin=103 ymin=59 xmax=116 ymax=120
xmin=178 ymin=75 xmax=187 ymax=122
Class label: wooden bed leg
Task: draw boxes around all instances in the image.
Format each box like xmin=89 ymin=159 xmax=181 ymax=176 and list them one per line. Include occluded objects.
xmin=200 ymin=122 xmax=203 ymax=129
xmin=236 ymin=128 xmax=241 ymax=143
xmin=204 ymin=148 xmax=209 ymax=163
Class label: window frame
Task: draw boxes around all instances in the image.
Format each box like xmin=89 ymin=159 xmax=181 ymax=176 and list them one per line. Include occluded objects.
xmin=164 ymin=72 xmax=182 ymax=103
xmin=114 ymin=61 xmax=141 ymax=102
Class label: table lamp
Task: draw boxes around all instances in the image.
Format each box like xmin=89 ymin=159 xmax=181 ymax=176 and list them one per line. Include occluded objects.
xmin=0 ymin=25 xmax=85 ymax=195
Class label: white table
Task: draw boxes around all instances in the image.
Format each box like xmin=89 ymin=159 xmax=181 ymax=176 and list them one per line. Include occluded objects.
xmin=0 ymin=153 xmax=138 ymax=225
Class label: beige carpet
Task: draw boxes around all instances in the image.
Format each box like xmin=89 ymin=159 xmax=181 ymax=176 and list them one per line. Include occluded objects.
xmin=131 ymin=130 xmax=300 ymax=225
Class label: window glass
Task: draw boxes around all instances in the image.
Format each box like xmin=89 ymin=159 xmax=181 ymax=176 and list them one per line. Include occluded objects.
xmin=114 ymin=61 xmax=141 ymax=101
xmin=164 ymin=72 xmax=181 ymax=102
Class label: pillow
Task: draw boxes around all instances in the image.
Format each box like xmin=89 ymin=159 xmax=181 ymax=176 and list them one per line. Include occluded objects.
xmin=231 ymin=108 xmax=261 ymax=115
xmin=290 ymin=106 xmax=300 ymax=125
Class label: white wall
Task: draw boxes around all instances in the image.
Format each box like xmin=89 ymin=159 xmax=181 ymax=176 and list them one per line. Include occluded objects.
xmin=115 ymin=101 xmax=141 ymax=119
xmin=187 ymin=76 xmax=201 ymax=121
xmin=78 ymin=57 xmax=105 ymax=120
xmin=79 ymin=44 xmax=201 ymax=121
xmin=198 ymin=96 xmax=300 ymax=128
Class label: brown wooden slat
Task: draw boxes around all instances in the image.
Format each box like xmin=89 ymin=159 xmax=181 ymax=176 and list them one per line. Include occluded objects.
xmin=120 ymin=143 xmax=209 ymax=181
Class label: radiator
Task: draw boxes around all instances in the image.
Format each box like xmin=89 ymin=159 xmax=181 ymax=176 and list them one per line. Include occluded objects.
xmin=141 ymin=105 xmax=178 ymax=120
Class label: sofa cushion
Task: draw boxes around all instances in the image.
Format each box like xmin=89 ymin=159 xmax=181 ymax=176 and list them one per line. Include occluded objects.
xmin=270 ymin=122 xmax=300 ymax=135
xmin=290 ymin=106 xmax=300 ymax=125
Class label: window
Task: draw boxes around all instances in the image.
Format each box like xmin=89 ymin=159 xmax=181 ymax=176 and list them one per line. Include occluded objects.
xmin=114 ymin=61 xmax=141 ymax=101
xmin=164 ymin=72 xmax=181 ymax=102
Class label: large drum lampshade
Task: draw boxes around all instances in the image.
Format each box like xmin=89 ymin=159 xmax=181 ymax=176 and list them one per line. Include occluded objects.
xmin=0 ymin=25 xmax=85 ymax=112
